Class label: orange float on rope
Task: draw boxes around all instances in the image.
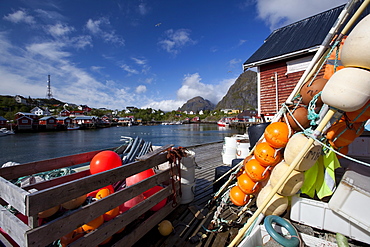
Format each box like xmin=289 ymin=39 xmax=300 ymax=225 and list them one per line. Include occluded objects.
xmin=285 ymin=105 xmax=310 ymax=131
xmin=254 ymin=142 xmax=282 ymax=167
xmin=244 ymin=159 xmax=270 ymax=182
xmin=336 ymin=145 xmax=349 ymax=159
xmin=264 ymin=122 xmax=290 ymax=148
xmin=345 ymin=100 xmax=370 ymax=123
xmin=237 ymin=173 xmax=261 ymax=195
xmin=326 ymin=121 xmax=364 ymax=148
xmin=229 ymin=185 xmax=250 ymax=206
xmin=300 ymin=78 xmax=328 ymax=106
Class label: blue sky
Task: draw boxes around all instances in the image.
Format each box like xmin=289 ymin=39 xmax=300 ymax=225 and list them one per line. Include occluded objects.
xmin=0 ymin=0 xmax=346 ymax=111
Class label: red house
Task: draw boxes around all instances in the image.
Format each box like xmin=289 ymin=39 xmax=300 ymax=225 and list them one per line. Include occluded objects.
xmin=39 ymin=116 xmax=57 ymax=130
xmin=16 ymin=116 xmax=33 ymax=130
xmin=0 ymin=116 xmax=7 ymax=127
xmin=56 ymin=117 xmax=72 ymax=126
xmin=59 ymin=109 xmax=70 ymax=117
xmin=243 ymin=6 xmax=347 ymax=116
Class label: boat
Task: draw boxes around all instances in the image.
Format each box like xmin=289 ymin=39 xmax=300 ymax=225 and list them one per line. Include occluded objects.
xmin=67 ymin=124 xmax=80 ymax=130
xmin=0 ymin=127 xmax=15 ymax=135
xmin=217 ymin=117 xmax=233 ymax=127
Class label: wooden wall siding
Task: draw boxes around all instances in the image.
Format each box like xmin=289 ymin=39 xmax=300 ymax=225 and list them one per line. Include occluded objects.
xmin=259 ymin=57 xmax=325 ymax=115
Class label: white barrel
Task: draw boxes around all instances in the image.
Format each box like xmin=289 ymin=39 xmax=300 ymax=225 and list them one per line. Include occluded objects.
xmin=341 ymin=14 xmax=370 ymax=70
xmin=321 ymin=67 xmax=370 ymax=112
xmin=223 ymin=136 xmax=238 ymax=155
xmin=180 ymin=150 xmax=196 ymax=184
xmin=180 ymin=182 xmax=195 ymax=204
xmin=236 ymin=142 xmax=250 ymax=159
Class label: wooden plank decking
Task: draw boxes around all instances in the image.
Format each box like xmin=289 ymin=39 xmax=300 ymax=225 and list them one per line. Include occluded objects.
xmin=133 ymin=141 xmax=246 ymax=247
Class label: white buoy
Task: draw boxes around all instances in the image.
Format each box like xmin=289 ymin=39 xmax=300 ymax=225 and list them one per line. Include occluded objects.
xmin=321 ymin=67 xmax=370 ymax=112
xmin=341 ymin=14 xmax=370 ymax=70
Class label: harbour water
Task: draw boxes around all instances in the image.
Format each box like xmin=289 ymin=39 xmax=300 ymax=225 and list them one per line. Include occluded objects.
xmin=0 ymin=124 xmax=244 ymax=165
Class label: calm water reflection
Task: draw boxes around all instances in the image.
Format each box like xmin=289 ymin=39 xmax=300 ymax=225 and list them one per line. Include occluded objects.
xmin=0 ymin=124 xmax=243 ymax=164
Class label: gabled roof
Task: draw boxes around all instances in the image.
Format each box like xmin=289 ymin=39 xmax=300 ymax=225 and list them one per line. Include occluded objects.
xmin=39 ymin=116 xmax=56 ymax=120
xmin=0 ymin=116 xmax=7 ymax=121
xmin=243 ymin=5 xmax=345 ymax=68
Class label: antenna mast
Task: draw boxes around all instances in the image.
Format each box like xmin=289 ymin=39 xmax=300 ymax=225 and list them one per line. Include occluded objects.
xmin=46 ymin=75 xmax=53 ymax=99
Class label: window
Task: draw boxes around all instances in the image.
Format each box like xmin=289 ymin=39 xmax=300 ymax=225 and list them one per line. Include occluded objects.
xmin=286 ymin=56 xmax=313 ymax=74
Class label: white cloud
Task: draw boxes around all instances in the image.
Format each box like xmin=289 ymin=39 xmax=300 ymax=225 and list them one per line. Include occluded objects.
xmin=138 ymin=3 xmax=149 ymax=15
xmin=136 ymin=85 xmax=147 ymax=94
xmin=121 ymin=64 xmax=139 ymax=75
xmin=177 ymin=73 xmax=235 ymax=104
xmin=3 ymin=9 xmax=35 ymax=24
xmin=228 ymin=58 xmax=242 ymax=67
xmin=86 ymin=17 xmax=124 ymax=45
xmin=47 ymin=23 xmax=74 ymax=37
xmin=132 ymin=57 xmax=147 ymax=65
xmin=144 ymin=99 xmax=186 ymax=112
xmin=158 ymin=29 xmax=196 ymax=55
xmin=255 ymin=0 xmax=347 ymax=30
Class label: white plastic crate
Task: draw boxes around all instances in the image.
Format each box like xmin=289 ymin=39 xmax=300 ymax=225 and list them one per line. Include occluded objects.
xmin=291 ymin=196 xmax=370 ymax=244
xmin=329 ymin=167 xmax=370 ymax=233
xmin=237 ymin=224 xmax=337 ymax=247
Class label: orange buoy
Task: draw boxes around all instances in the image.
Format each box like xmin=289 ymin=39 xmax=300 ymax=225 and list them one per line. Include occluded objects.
xmin=62 ymin=194 xmax=87 ymax=210
xmin=285 ymin=105 xmax=310 ymax=131
xmin=38 ymin=205 xmax=59 ymax=218
xmin=264 ymin=122 xmax=290 ymax=148
xmin=336 ymin=145 xmax=349 ymax=159
xmin=345 ymin=100 xmax=370 ymax=123
xmin=244 ymin=159 xmax=270 ymax=182
xmin=300 ymin=78 xmax=328 ymax=106
xmin=80 ymin=215 xmax=104 ymax=233
xmin=229 ymin=185 xmax=250 ymax=206
xmin=60 ymin=230 xmax=84 ymax=247
xmin=326 ymin=121 xmax=364 ymax=148
xmin=237 ymin=173 xmax=261 ymax=195
xmin=254 ymin=142 xmax=282 ymax=167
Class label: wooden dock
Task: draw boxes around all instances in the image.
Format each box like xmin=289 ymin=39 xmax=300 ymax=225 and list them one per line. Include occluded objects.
xmin=133 ymin=141 xmax=246 ymax=247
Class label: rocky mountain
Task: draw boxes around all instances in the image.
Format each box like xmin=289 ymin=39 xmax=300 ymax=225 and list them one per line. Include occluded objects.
xmin=178 ymin=96 xmax=215 ymax=112
xmin=215 ymin=70 xmax=257 ymax=110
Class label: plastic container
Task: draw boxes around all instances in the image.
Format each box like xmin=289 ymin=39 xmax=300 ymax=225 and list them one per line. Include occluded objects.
xmin=247 ymin=123 xmax=270 ymax=150
xmin=237 ymin=224 xmax=337 ymax=247
xmin=180 ymin=150 xmax=196 ymax=184
xmin=290 ymin=196 xmax=370 ymax=244
xmin=236 ymin=142 xmax=250 ymax=159
xmin=328 ymin=167 xmax=370 ymax=232
xmin=180 ymin=182 xmax=195 ymax=204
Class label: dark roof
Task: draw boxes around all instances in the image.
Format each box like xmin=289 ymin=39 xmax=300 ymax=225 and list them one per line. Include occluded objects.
xmin=244 ymin=5 xmax=345 ymax=67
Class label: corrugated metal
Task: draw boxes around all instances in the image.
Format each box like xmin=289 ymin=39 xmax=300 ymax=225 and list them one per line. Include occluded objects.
xmin=244 ymin=5 xmax=345 ymax=66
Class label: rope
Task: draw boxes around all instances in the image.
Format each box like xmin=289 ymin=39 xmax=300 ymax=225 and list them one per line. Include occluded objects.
xmin=303 ymin=130 xmax=370 ymax=168
xmin=307 ymin=92 xmax=322 ymax=125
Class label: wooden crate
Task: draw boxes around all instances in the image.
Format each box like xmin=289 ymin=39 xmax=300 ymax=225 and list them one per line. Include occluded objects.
xmin=0 ymin=145 xmax=181 ymax=247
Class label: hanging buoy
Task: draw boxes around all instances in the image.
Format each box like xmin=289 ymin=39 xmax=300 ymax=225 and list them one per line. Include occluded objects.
xmin=256 ymin=185 xmax=288 ymax=216
xmin=264 ymin=122 xmax=290 ymax=148
xmin=254 ymin=142 xmax=282 ymax=167
xmin=321 ymin=67 xmax=370 ymax=112
xmin=300 ymin=78 xmax=328 ymax=106
xmin=284 ymin=105 xmax=310 ymax=131
xmin=61 ymin=194 xmax=87 ymax=210
xmin=341 ymin=14 xmax=370 ymax=70
xmin=237 ymin=173 xmax=261 ymax=195
xmin=326 ymin=121 xmax=364 ymax=148
xmin=244 ymin=159 xmax=270 ymax=182
xmin=270 ymin=161 xmax=304 ymax=196
xmin=229 ymin=185 xmax=250 ymax=206
xmin=345 ymin=100 xmax=370 ymax=123
xmin=284 ymin=133 xmax=322 ymax=171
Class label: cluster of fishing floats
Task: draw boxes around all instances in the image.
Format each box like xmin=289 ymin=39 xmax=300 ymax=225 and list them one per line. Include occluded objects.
xmin=229 ymin=12 xmax=370 ymax=222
